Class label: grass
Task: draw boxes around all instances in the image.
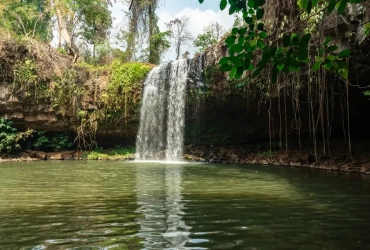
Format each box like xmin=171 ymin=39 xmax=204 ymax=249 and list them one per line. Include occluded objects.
xmin=81 ymin=146 xmax=135 ymax=160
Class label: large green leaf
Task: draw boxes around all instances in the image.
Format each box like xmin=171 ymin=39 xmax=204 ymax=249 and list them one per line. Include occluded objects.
xmin=327 ymin=0 xmax=337 ymax=13
xmin=337 ymin=0 xmax=347 ymax=14
xmin=220 ymin=0 xmax=227 ymax=10
xmin=283 ymin=35 xmax=291 ymax=47
xmin=306 ymin=0 xmax=312 ymax=14
xmin=235 ymin=66 xmax=244 ymax=78
xmin=229 ymin=67 xmax=237 ymax=78
xmin=259 ymin=31 xmax=267 ymax=38
xmin=312 ymin=61 xmax=321 ymax=71
xmin=255 ymin=0 xmax=266 ymax=7
xmin=324 ymin=36 xmax=332 ymax=45
xmin=327 ymin=45 xmax=338 ymax=53
xmin=220 ymin=63 xmax=233 ymax=71
xmin=225 ymin=35 xmax=237 ymax=46
xmin=339 ymin=69 xmax=348 ymax=79
xmin=256 ymin=8 xmax=264 ymax=19
xmin=229 ymin=4 xmax=237 ymax=14
xmin=219 ymin=57 xmax=229 ymax=65
xmin=232 ymin=44 xmax=244 ymax=53
xmin=338 ymin=49 xmax=351 ymax=58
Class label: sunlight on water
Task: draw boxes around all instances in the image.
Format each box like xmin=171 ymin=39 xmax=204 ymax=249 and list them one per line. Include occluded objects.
xmin=1 ymin=161 xmax=370 ymax=249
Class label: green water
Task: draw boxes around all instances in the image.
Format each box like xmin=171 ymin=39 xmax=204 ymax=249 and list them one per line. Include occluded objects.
xmin=0 ymin=161 xmax=370 ymax=250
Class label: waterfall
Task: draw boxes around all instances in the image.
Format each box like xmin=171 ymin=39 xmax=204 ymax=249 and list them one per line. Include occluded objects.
xmin=136 ymin=59 xmax=189 ymax=161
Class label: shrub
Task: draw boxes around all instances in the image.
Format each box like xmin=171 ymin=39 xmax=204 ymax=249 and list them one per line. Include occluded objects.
xmin=0 ymin=118 xmax=33 ymax=152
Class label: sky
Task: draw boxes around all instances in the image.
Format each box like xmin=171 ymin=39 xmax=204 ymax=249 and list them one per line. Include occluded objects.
xmin=109 ymin=0 xmax=236 ymax=62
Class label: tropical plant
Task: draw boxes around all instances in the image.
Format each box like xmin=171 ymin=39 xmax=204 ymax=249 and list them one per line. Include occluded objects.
xmin=0 ymin=118 xmax=33 ymax=153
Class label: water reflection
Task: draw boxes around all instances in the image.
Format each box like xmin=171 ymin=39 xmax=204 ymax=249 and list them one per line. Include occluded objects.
xmin=136 ymin=164 xmax=190 ymax=249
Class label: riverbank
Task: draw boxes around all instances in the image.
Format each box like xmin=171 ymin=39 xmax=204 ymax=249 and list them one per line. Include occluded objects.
xmin=1 ymin=142 xmax=370 ymax=175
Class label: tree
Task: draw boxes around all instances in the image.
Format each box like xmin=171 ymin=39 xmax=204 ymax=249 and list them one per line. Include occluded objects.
xmin=165 ymin=16 xmax=193 ymax=60
xmin=198 ymin=0 xmax=367 ymax=161
xmin=125 ymin=0 xmax=161 ymax=62
xmin=194 ymin=22 xmax=225 ymax=52
xmin=53 ymin=0 xmax=112 ymax=60
xmin=0 ymin=0 xmax=51 ymax=41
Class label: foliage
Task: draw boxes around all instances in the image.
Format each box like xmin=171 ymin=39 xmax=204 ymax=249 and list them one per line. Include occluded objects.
xmin=13 ymin=58 xmax=38 ymax=94
xmin=194 ymin=22 xmax=225 ymax=52
xmin=102 ymin=60 xmax=152 ymax=119
xmin=0 ymin=118 xmax=33 ymax=153
xmin=0 ymin=0 xmax=51 ymax=41
xmin=194 ymin=32 xmax=217 ymax=53
xmin=147 ymin=29 xmax=171 ymax=64
xmin=198 ymin=0 xmax=362 ymax=81
xmin=32 ymin=131 xmax=73 ymax=152
xmin=82 ymin=145 xmax=135 ymax=160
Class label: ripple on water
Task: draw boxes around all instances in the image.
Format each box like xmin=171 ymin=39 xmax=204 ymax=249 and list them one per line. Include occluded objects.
xmin=77 ymin=230 xmax=113 ymax=236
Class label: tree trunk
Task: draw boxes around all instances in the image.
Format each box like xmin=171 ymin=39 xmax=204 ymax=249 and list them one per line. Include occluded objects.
xmin=55 ymin=0 xmax=79 ymax=60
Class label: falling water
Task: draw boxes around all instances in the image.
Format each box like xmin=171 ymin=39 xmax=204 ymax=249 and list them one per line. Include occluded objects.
xmin=136 ymin=59 xmax=189 ymax=161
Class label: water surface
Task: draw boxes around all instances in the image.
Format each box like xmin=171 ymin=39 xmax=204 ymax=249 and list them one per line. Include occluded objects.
xmin=0 ymin=161 xmax=370 ymax=249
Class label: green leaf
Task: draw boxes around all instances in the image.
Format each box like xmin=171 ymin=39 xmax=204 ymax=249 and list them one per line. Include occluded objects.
xmin=198 ymin=0 xmax=204 ymax=3
xmin=299 ymin=33 xmax=311 ymax=49
xmin=290 ymin=33 xmax=300 ymax=45
xmin=243 ymin=59 xmax=251 ymax=70
xmin=319 ymin=48 xmax=325 ymax=56
xmin=312 ymin=61 xmax=321 ymax=71
xmin=327 ymin=0 xmax=337 ymax=13
xmin=219 ymin=57 xmax=229 ymax=65
xmin=248 ymin=0 xmax=255 ymax=8
xmin=232 ymin=44 xmax=244 ymax=53
xmin=324 ymin=36 xmax=332 ymax=45
xmin=220 ymin=63 xmax=233 ymax=71
xmin=327 ymin=45 xmax=338 ymax=53
xmin=235 ymin=66 xmax=244 ymax=78
xmin=337 ymin=0 xmax=347 ymax=14
xmin=256 ymin=8 xmax=264 ymax=19
xmin=238 ymin=28 xmax=247 ymax=36
xmin=244 ymin=16 xmax=253 ymax=24
xmin=232 ymin=27 xmax=238 ymax=34
xmin=338 ymin=49 xmax=351 ymax=58
xmin=255 ymin=0 xmax=266 ymax=7
xmin=257 ymin=23 xmax=264 ymax=31
xmin=257 ymin=39 xmax=265 ymax=49
xmin=311 ymin=0 xmax=318 ymax=8
xmin=339 ymin=69 xmax=348 ymax=79
xmin=300 ymin=0 xmax=308 ymax=9
xmin=326 ymin=55 xmax=336 ymax=61
xmin=323 ymin=62 xmax=333 ymax=70
xmin=259 ymin=31 xmax=267 ymax=38
xmin=337 ymin=60 xmax=348 ymax=69
xmin=229 ymin=67 xmax=237 ymax=78
xmin=225 ymin=35 xmax=237 ymax=47
xmin=229 ymin=5 xmax=236 ymax=15
xmin=283 ymin=35 xmax=291 ymax=47
xmin=248 ymin=8 xmax=255 ymax=14
xmin=238 ymin=35 xmax=245 ymax=45
xmin=306 ymin=0 xmax=312 ymax=14
xmin=220 ymin=0 xmax=227 ymax=10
